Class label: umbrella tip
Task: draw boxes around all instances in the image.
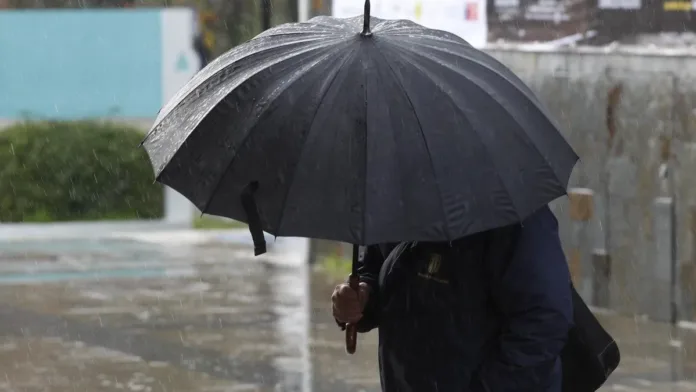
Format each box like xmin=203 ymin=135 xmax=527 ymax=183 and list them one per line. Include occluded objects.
xmin=361 ymin=0 xmax=372 ymax=37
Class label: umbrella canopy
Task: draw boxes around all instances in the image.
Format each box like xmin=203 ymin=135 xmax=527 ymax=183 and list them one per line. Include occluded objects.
xmin=142 ymin=1 xmax=578 ymax=255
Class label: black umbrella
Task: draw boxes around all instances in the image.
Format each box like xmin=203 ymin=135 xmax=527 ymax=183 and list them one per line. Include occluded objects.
xmin=142 ymin=0 xmax=577 ymax=352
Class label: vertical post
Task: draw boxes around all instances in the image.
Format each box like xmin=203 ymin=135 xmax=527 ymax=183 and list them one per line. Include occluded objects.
xmin=652 ymin=82 xmax=679 ymax=324
xmin=591 ymin=192 xmax=612 ymax=308
xmin=598 ymin=157 xmax=613 ymax=309
xmin=298 ymin=0 xmax=310 ymax=21
xmin=568 ymin=188 xmax=595 ymax=303
xmin=671 ymin=197 xmax=678 ymax=325
xmin=593 ymin=82 xmax=621 ymax=309
xmin=164 ymin=187 xmax=194 ymax=227
xmin=591 ymin=251 xmax=611 ymax=308
xmin=681 ymin=207 xmax=696 ymax=320
xmin=654 ymin=196 xmax=678 ymax=323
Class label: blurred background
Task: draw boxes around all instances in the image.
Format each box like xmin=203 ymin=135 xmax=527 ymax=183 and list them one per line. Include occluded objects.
xmin=2 ymin=0 xmax=696 ymax=391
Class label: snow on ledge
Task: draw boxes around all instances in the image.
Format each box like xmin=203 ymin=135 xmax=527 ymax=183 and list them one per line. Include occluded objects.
xmin=485 ymin=41 xmax=696 ymax=57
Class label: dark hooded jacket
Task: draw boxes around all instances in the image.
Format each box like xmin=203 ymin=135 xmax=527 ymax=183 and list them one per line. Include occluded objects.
xmin=341 ymin=206 xmax=573 ymax=392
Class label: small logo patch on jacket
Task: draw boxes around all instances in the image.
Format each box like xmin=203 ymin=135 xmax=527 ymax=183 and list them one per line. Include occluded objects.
xmin=418 ymin=253 xmax=449 ymax=284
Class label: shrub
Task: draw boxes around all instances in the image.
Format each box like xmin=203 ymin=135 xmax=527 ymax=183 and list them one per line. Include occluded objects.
xmin=0 ymin=121 xmax=164 ymax=222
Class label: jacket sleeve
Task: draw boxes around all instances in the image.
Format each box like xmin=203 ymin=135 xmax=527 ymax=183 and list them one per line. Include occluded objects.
xmin=336 ymin=244 xmax=385 ymax=333
xmin=478 ymin=206 xmax=573 ymax=392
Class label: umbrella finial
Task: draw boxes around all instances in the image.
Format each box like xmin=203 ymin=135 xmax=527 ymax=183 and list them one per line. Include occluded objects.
xmin=361 ymin=0 xmax=372 ymax=37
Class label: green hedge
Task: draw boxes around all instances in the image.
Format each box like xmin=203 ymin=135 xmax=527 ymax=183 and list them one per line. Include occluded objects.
xmin=0 ymin=121 xmax=164 ymax=222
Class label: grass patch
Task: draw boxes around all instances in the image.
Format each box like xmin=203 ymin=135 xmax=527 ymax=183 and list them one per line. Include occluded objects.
xmin=193 ymin=215 xmax=247 ymax=230
xmin=317 ymin=254 xmax=352 ymax=282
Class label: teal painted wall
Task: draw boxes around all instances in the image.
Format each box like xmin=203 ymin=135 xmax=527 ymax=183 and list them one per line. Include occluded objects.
xmin=0 ymin=10 xmax=162 ymax=120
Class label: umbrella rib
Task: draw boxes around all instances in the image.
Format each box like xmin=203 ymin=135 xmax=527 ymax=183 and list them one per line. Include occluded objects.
xmin=391 ymin=39 xmax=543 ymax=111
xmin=150 ymin=42 xmax=345 ymax=181
xmin=274 ymin=49 xmax=357 ymax=236
xmin=144 ymin=37 xmax=338 ymax=144
xmin=391 ymin=47 xmax=561 ymax=223
xmin=372 ymin=45 xmax=452 ymax=240
xmin=393 ymin=39 xmax=560 ymax=148
xmin=404 ymin=54 xmax=523 ymax=223
xmin=199 ymin=48 xmax=344 ymax=218
xmin=392 ymin=42 xmax=570 ymax=188
xmin=361 ymin=54 xmax=369 ymax=246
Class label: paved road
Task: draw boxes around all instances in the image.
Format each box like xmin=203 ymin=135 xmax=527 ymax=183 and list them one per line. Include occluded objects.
xmin=1 ymin=232 xmax=696 ymax=391
xmin=0 ymin=234 xmax=315 ymax=392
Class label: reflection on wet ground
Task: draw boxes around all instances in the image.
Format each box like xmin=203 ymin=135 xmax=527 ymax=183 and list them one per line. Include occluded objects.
xmin=0 ymin=237 xmax=309 ymax=392
xmin=1 ymin=235 xmax=696 ymax=391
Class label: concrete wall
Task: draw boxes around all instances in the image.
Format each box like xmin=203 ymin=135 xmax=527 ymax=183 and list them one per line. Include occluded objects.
xmin=484 ymin=45 xmax=696 ymax=321
xmin=0 ymin=9 xmax=200 ymax=120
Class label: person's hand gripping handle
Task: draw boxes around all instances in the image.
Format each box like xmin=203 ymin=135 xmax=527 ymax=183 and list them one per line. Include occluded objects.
xmin=333 ymin=272 xmax=369 ymax=354
xmin=333 ymin=246 xmax=367 ymax=354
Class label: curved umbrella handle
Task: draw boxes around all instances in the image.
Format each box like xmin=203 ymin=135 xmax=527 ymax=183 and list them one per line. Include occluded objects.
xmin=345 ymin=273 xmax=359 ymax=354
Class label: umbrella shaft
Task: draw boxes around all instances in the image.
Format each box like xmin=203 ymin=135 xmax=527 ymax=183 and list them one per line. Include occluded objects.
xmin=361 ymin=0 xmax=372 ymax=36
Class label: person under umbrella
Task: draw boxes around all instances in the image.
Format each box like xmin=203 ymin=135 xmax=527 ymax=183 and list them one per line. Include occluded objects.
xmin=333 ymin=205 xmax=572 ymax=391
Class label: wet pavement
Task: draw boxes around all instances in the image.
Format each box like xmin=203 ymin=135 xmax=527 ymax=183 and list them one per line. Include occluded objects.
xmin=0 ymin=234 xmax=311 ymax=392
xmin=0 ymin=232 xmax=696 ymax=391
